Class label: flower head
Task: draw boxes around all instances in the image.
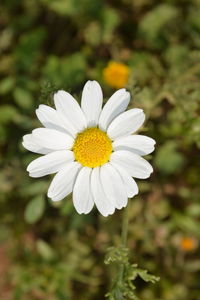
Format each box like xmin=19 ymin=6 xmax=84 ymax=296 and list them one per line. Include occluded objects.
xmin=180 ymin=237 xmax=196 ymax=252
xmin=103 ymin=62 xmax=130 ymax=89
xmin=22 ymin=81 xmax=155 ymax=217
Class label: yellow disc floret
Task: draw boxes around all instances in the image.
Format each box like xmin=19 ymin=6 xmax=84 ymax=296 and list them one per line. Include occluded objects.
xmin=73 ymin=128 xmax=112 ymax=168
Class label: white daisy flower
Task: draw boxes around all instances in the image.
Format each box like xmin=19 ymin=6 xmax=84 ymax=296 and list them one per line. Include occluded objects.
xmin=22 ymin=81 xmax=155 ymax=217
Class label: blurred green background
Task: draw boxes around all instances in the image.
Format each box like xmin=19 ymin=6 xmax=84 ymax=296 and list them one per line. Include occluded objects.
xmin=0 ymin=0 xmax=200 ymax=299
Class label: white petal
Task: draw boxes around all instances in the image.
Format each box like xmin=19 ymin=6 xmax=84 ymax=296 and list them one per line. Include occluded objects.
xmin=27 ymin=150 xmax=74 ymax=178
xmin=54 ymin=90 xmax=87 ymax=133
xmin=81 ymin=80 xmax=103 ymax=127
xmin=113 ymin=135 xmax=156 ymax=155
xmin=107 ymin=109 xmax=145 ymax=140
xmin=73 ymin=167 xmax=94 ymax=214
xmin=36 ymin=104 xmax=73 ymax=136
xmin=22 ymin=134 xmax=51 ymax=155
xmin=32 ymin=128 xmax=74 ymax=150
xmin=48 ymin=162 xmax=81 ymax=202
xmin=100 ymin=163 xmax=128 ymax=209
xmin=110 ymin=150 xmax=153 ymax=179
xmin=91 ymin=167 xmax=115 ymax=217
xmin=99 ymin=89 xmax=130 ymax=131
xmin=110 ymin=162 xmax=138 ymax=198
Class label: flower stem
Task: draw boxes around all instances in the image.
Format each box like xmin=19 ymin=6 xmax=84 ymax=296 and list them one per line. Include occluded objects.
xmin=121 ymin=202 xmax=129 ymax=246
xmin=118 ymin=202 xmax=129 ymax=283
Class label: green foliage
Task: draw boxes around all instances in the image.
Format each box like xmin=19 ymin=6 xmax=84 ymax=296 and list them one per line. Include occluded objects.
xmin=42 ymin=53 xmax=87 ymax=89
xmin=13 ymin=88 xmax=34 ymax=109
xmin=36 ymin=239 xmax=56 ymax=261
xmin=0 ymin=105 xmax=19 ymax=125
xmin=105 ymin=246 xmax=159 ymax=300
xmin=1 ymin=0 xmax=200 ymax=299
xmin=155 ymin=141 xmax=185 ymax=175
xmin=139 ymin=4 xmax=179 ymax=48
xmin=0 ymin=77 xmax=16 ymax=94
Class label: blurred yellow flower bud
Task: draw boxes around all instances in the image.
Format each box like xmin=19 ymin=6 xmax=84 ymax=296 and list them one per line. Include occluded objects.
xmin=180 ymin=237 xmax=196 ymax=251
xmin=103 ymin=62 xmax=130 ymax=89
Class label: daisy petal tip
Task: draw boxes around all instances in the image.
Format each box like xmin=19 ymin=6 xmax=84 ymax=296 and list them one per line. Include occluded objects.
xmin=85 ymin=80 xmax=92 ymax=86
xmin=130 ymin=191 xmax=139 ymax=198
xmin=32 ymin=128 xmax=38 ymax=135
xmin=139 ymin=109 xmax=145 ymax=119
xmin=93 ymin=79 xmax=100 ymax=84
xmin=119 ymin=89 xmax=130 ymax=100
xmin=56 ymin=89 xmax=64 ymax=94
xmin=99 ymin=209 xmax=111 ymax=217
xmin=101 ymin=213 xmax=109 ymax=217
xmin=53 ymin=90 xmax=64 ymax=100
xmin=118 ymin=88 xmax=126 ymax=93
xmin=53 ymin=91 xmax=58 ymax=98
xmin=84 ymin=80 xmax=102 ymax=95
xmin=22 ymin=133 xmax=29 ymax=141
xmin=28 ymin=172 xmax=39 ymax=178
xmin=47 ymin=189 xmax=53 ymax=198
xmin=73 ymin=208 xmax=81 ymax=214
xmin=50 ymin=197 xmax=62 ymax=202
xmin=147 ymin=168 xmax=154 ymax=178
xmin=22 ymin=141 xmax=26 ymax=149
xmin=76 ymin=209 xmax=90 ymax=215
xmin=35 ymin=105 xmax=43 ymax=115
xmin=103 ymin=209 xmax=116 ymax=217
xmin=116 ymin=204 xmax=124 ymax=210
xmin=87 ymin=79 xmax=99 ymax=85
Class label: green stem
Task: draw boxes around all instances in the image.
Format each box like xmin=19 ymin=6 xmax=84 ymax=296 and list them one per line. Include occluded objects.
xmin=121 ymin=202 xmax=129 ymax=246
xmin=118 ymin=202 xmax=130 ymax=283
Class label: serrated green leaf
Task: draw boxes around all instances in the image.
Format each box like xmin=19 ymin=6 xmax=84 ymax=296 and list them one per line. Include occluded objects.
xmin=137 ymin=269 xmax=160 ymax=283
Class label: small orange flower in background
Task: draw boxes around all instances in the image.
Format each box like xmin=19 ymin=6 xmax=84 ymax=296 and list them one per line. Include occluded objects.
xmin=180 ymin=237 xmax=197 ymax=252
xmin=103 ymin=61 xmax=130 ymax=89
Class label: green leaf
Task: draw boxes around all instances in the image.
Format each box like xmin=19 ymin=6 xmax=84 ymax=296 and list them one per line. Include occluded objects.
xmin=0 ymin=77 xmax=15 ymax=95
xmin=136 ymin=269 xmax=160 ymax=283
xmin=13 ymin=88 xmax=33 ymax=109
xmin=104 ymin=246 xmax=129 ymax=265
xmin=84 ymin=22 xmax=102 ymax=46
xmin=36 ymin=239 xmax=55 ymax=261
xmin=173 ymin=213 xmax=200 ymax=236
xmin=101 ymin=8 xmax=119 ymax=43
xmin=155 ymin=141 xmax=185 ymax=174
xmin=24 ymin=196 xmax=45 ymax=224
xmin=0 ymin=105 xmax=19 ymax=124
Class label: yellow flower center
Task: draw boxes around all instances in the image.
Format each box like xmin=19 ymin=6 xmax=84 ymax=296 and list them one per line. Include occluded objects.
xmin=73 ymin=128 xmax=113 ymax=168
